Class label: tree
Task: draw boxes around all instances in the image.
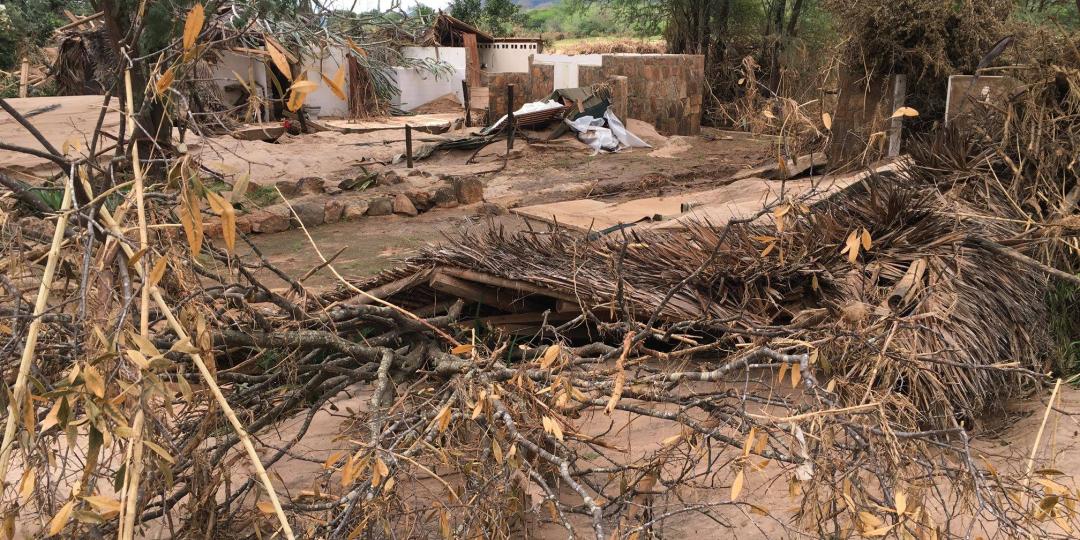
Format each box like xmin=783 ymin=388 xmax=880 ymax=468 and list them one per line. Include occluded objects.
xmin=447 ymin=0 xmax=522 ymax=37
xmin=448 ymin=0 xmax=482 ymax=27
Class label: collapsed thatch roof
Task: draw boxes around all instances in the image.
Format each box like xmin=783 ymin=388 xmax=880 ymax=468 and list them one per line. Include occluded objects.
xmin=341 ymin=174 xmax=1050 ymax=429
xmin=420 ymin=12 xmax=494 ymax=46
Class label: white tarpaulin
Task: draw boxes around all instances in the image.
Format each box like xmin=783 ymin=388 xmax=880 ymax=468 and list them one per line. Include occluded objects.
xmin=564 ymin=108 xmax=652 ymax=155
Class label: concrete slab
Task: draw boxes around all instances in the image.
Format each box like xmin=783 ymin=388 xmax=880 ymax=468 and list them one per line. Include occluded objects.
xmin=0 ymin=95 xmax=121 ymax=177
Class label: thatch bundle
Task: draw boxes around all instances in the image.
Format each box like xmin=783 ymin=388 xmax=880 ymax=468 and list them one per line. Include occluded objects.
xmin=350 ymin=176 xmax=1050 ymax=430
xmin=53 ymin=29 xmax=115 ymax=95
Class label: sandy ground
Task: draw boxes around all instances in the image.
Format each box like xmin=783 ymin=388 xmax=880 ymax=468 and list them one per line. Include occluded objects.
xmin=242 ymin=120 xmax=771 ymax=288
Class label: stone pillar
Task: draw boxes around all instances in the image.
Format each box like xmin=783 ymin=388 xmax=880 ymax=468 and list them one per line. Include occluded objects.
xmin=610 ymin=76 xmax=629 ymax=120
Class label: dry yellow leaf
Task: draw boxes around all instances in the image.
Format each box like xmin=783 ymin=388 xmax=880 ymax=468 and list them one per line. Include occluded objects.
xmin=182 ymin=3 xmax=205 ymax=52
xmin=894 ymin=490 xmax=907 ymax=515
xmin=890 ymin=106 xmax=919 ymax=118
xmin=540 ymin=344 xmax=560 ymax=368
xmin=256 ymin=500 xmax=276 ymax=514
xmin=790 ymin=365 xmax=801 ymax=388
xmin=84 ymin=495 xmax=122 ymax=517
xmin=265 ymin=40 xmax=292 ymax=81
xmin=155 ymin=67 xmax=175 ymax=96
xmin=491 ymin=438 xmax=503 ymax=464
xmin=205 ymin=191 xmax=236 ymax=254
xmin=321 ymin=65 xmax=347 ymax=101
xmin=730 ymin=469 xmax=745 ymax=501
xmin=47 ymin=499 xmax=74 ymax=536
xmin=149 ymin=256 xmax=168 ymax=288
xmin=17 ymin=468 xmax=35 ymax=503
xmin=286 ymin=78 xmax=318 ymax=112
xmin=83 ymin=364 xmax=105 ymax=398
xmin=822 ymin=111 xmax=832 ymax=130
xmin=178 ymin=189 xmax=203 ymax=258
xmin=450 ymin=343 xmax=473 ymax=355
xmin=435 ymin=404 xmax=452 ymax=432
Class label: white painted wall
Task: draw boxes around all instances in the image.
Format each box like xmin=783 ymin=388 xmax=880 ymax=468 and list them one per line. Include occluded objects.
xmin=209 ymin=51 xmax=269 ymax=122
xmin=301 ymin=45 xmax=349 ymax=117
xmin=532 ymin=54 xmax=603 ymax=90
xmin=392 ymin=47 xmax=466 ymax=111
xmin=478 ymin=43 xmax=537 ymax=73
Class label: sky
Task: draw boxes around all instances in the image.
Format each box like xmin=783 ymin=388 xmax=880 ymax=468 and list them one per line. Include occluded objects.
xmin=326 ymin=0 xmax=452 ymax=12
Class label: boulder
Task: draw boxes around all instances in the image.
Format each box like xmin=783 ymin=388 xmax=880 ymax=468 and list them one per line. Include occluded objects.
xmin=392 ymin=193 xmax=418 ymax=216
xmin=381 ymin=170 xmax=404 ymax=185
xmin=295 ymin=176 xmax=326 ymax=195
xmin=366 ymin=197 xmax=394 ymax=216
xmin=405 ymin=190 xmax=433 ymax=212
xmin=324 ymin=198 xmax=345 ymax=223
xmin=275 ymin=180 xmax=299 ymax=198
xmin=290 ymin=198 xmax=326 ymax=227
xmin=343 ymin=201 xmax=369 ymax=221
xmin=249 ymin=208 xmax=290 ymax=233
xmin=432 ymin=187 xmax=459 ymax=209
xmin=453 ymin=177 xmax=484 ymax=204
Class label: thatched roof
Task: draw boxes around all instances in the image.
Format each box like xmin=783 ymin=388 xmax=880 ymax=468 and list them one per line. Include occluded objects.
xmin=420 ymin=12 xmax=494 ymax=46
xmin=337 ymin=174 xmax=1051 ymax=429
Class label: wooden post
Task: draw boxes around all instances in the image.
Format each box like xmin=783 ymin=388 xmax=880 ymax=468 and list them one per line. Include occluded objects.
xmin=462 ymin=80 xmax=472 ymax=128
xmin=887 ymin=74 xmax=907 ymax=158
xmin=506 ymin=84 xmax=516 ymax=151
xmin=19 ymin=58 xmax=30 ymax=98
xmin=405 ymin=124 xmax=414 ymax=168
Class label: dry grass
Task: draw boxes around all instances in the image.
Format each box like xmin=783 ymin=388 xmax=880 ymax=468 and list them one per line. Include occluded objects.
xmin=550 ymin=36 xmax=666 ymax=55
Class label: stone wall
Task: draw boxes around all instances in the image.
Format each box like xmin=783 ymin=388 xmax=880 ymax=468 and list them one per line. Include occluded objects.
xmin=484 ymin=54 xmax=704 ymax=135
xmin=484 ymin=65 xmax=553 ymax=123
xmin=579 ymin=54 xmax=704 ymax=136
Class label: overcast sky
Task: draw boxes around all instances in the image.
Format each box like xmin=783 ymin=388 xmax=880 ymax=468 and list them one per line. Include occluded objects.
xmin=325 ymin=0 xmax=453 ymax=12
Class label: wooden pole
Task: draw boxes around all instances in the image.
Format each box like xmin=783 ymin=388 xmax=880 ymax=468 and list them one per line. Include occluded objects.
xmin=405 ymin=124 xmax=414 ymax=168
xmin=462 ymin=80 xmax=472 ymax=128
xmin=887 ymin=74 xmax=907 ymax=158
xmin=506 ymin=84 xmax=516 ymax=151
xmin=18 ymin=58 xmax=30 ymax=98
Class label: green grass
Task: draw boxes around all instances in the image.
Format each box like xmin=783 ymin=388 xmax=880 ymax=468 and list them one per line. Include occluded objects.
xmin=245 ymin=185 xmax=282 ymax=208
xmin=1047 ymin=281 xmax=1080 ymax=378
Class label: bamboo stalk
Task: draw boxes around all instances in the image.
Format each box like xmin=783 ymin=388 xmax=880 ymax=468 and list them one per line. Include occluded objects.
xmin=124 ymin=69 xmax=150 ymax=337
xmin=117 ymin=410 xmax=145 ymax=540
xmin=97 ymin=208 xmax=296 ymax=540
xmin=0 ymin=176 xmax=74 ymax=490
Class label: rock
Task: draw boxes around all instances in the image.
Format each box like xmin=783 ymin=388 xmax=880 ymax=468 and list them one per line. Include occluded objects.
xmin=405 ymin=190 xmax=433 ymax=212
xmin=290 ymin=198 xmax=325 ymax=227
xmin=366 ymin=197 xmax=394 ymax=216
xmin=295 ymin=176 xmax=326 ymax=195
xmin=235 ymin=215 xmax=253 ymax=234
xmin=249 ymin=208 xmax=290 ymax=233
xmin=432 ymin=187 xmax=459 ymax=209
xmin=381 ymin=170 xmax=404 ymax=185
xmin=343 ymin=201 xmax=369 ymax=221
xmin=476 ymin=202 xmax=507 ymax=216
xmin=453 ymin=177 xmax=484 ymax=204
xmin=324 ymin=198 xmax=345 ymax=223
xmin=392 ymin=193 xmax=418 ymax=216
xmin=407 ymin=169 xmax=432 ymax=178
xmin=275 ymin=180 xmax=299 ymax=198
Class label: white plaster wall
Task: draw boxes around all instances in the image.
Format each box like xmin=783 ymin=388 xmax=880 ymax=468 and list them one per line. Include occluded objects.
xmin=301 ymin=45 xmax=349 ymax=118
xmin=393 ymin=47 xmax=466 ymax=111
xmin=478 ymin=43 xmax=536 ymax=73
xmin=209 ymin=51 xmax=269 ymax=121
xmin=532 ymin=54 xmax=603 ymax=90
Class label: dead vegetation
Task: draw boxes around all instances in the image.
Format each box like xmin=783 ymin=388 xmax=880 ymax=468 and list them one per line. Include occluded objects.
xmin=1 ymin=2 xmax=1080 ymax=540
